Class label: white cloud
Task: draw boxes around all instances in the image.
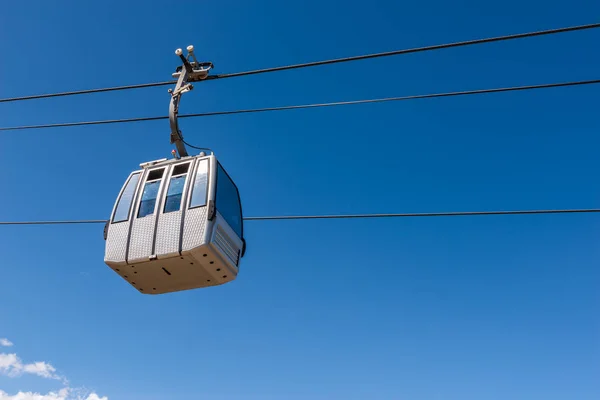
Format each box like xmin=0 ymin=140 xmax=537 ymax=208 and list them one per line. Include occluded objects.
xmin=0 ymin=338 xmax=108 ymax=400
xmin=22 ymin=362 xmax=59 ymax=380
xmin=0 ymin=353 xmax=63 ymax=381
xmin=0 ymin=388 xmax=69 ymax=400
xmin=0 ymin=388 xmax=106 ymax=400
xmin=80 ymin=395 xmax=107 ymax=400
xmin=0 ymin=353 xmax=22 ymax=377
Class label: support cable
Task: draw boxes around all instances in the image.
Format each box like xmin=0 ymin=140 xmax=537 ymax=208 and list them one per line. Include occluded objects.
xmin=1 ymin=208 xmax=599 ymax=225
xmin=209 ymin=22 xmax=600 ymax=80
xmin=1 ymin=78 xmax=598 ymax=132
xmin=1 ymin=22 xmax=598 ymax=104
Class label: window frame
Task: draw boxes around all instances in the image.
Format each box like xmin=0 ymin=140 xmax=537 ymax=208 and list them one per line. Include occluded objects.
xmin=111 ymin=171 xmax=142 ymax=224
xmin=136 ymin=168 xmax=166 ymax=219
xmin=188 ymin=158 xmax=210 ymax=210
xmin=163 ymin=162 xmax=191 ymax=214
xmin=214 ymin=161 xmax=244 ymax=238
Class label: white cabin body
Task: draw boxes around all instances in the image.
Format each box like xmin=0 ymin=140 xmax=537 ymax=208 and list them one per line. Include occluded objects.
xmin=104 ymin=154 xmax=245 ymax=294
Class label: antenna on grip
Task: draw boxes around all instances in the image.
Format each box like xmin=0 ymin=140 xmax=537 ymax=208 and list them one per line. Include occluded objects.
xmin=168 ymin=45 xmax=214 ymax=158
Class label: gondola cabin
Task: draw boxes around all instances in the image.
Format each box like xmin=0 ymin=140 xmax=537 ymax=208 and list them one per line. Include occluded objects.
xmin=104 ymin=154 xmax=246 ymax=294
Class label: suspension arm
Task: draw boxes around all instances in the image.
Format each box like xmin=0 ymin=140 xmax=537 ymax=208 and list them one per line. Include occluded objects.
xmin=168 ymin=45 xmax=213 ymax=158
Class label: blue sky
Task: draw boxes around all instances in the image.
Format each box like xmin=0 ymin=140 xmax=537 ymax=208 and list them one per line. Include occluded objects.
xmin=1 ymin=1 xmax=599 ymax=399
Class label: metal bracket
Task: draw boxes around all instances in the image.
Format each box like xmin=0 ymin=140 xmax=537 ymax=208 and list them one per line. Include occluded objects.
xmin=168 ymin=45 xmax=214 ymax=158
xmin=207 ymin=199 xmax=216 ymax=221
xmin=103 ymin=220 xmax=109 ymax=240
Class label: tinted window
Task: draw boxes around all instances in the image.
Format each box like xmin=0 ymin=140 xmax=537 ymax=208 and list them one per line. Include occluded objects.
xmin=164 ymin=176 xmax=186 ymax=213
xmin=137 ymin=169 xmax=164 ymax=218
xmin=113 ymin=172 xmax=141 ymax=223
xmin=189 ymin=159 xmax=209 ymax=208
xmin=164 ymin=163 xmax=190 ymax=213
xmin=216 ymin=163 xmax=242 ymax=237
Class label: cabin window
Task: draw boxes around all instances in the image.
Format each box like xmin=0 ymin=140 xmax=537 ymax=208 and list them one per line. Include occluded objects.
xmin=112 ymin=172 xmax=141 ymax=223
xmin=164 ymin=163 xmax=190 ymax=213
xmin=189 ymin=159 xmax=209 ymax=208
xmin=137 ymin=169 xmax=165 ymax=218
xmin=216 ymin=163 xmax=242 ymax=237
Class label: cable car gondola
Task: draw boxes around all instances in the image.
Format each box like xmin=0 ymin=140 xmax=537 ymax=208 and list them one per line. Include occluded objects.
xmin=103 ymin=45 xmax=246 ymax=294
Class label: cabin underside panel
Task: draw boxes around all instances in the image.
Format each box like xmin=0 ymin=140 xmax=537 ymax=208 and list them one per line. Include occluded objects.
xmin=109 ymin=244 xmax=236 ymax=294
